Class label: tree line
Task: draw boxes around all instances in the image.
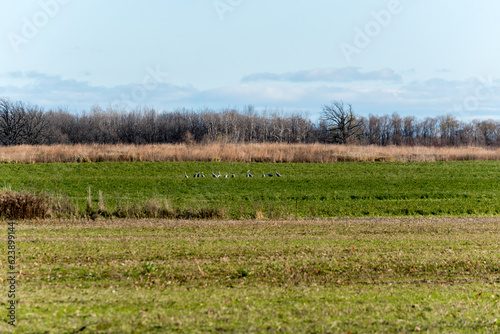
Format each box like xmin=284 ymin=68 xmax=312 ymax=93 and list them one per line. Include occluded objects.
xmin=0 ymin=98 xmax=499 ymax=147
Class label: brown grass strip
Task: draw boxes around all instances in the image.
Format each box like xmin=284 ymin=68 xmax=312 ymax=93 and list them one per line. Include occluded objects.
xmin=0 ymin=143 xmax=500 ymax=163
xmin=0 ymin=191 xmax=49 ymax=219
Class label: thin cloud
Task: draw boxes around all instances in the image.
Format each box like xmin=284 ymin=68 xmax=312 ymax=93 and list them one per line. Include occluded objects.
xmin=1 ymin=71 xmax=499 ymax=121
xmin=241 ymin=67 xmax=402 ymax=83
xmin=0 ymin=71 xmax=197 ymax=111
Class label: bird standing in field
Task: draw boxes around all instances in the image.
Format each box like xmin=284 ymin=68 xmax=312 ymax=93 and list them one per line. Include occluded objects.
xmin=224 ymin=173 xmax=228 ymax=178
xmin=193 ymin=172 xmax=198 ymax=178
xmin=202 ymin=172 xmax=205 ymax=178
xmin=262 ymin=171 xmax=265 ymax=177
xmin=275 ymin=170 xmax=282 ymax=177
xmin=184 ymin=172 xmax=189 ymax=178
xmin=232 ymin=173 xmax=235 ymax=178
xmin=212 ymin=170 xmax=217 ymax=178
xmin=247 ymin=170 xmax=253 ymax=177
xmin=268 ymin=171 xmax=273 ymax=177
xmin=218 ymin=171 xmax=221 ymax=178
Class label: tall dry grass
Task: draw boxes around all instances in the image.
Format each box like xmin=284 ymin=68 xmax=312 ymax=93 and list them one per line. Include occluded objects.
xmin=0 ymin=189 xmax=224 ymax=220
xmin=0 ymin=191 xmax=49 ymax=219
xmin=0 ymin=143 xmax=500 ymax=163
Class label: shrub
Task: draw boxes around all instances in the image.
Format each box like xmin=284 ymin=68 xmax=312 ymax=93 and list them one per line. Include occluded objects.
xmin=0 ymin=191 xmax=49 ymax=219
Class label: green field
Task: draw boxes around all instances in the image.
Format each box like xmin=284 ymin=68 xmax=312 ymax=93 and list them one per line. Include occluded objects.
xmin=1 ymin=161 xmax=500 ymax=218
xmin=1 ymin=161 xmax=499 ymax=332
xmin=2 ymin=218 xmax=499 ymax=333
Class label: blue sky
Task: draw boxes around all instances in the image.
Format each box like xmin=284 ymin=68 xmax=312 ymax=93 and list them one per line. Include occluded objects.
xmin=1 ymin=0 xmax=499 ymax=120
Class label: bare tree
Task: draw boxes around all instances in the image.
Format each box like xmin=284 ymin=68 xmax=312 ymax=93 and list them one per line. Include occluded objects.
xmin=23 ymin=104 xmax=50 ymax=144
xmin=0 ymin=99 xmax=26 ymax=145
xmin=2 ymin=97 xmax=500 ymax=147
xmin=390 ymin=112 xmax=403 ymax=145
xmin=403 ymin=116 xmax=416 ymax=145
xmin=321 ymin=101 xmax=364 ymax=144
xmin=0 ymin=98 xmax=50 ymax=145
xmin=367 ymin=114 xmax=382 ymax=145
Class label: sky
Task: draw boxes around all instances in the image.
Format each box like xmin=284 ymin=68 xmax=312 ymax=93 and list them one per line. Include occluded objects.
xmin=1 ymin=0 xmax=500 ymax=121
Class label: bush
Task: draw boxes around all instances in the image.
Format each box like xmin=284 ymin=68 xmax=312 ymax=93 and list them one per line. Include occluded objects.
xmin=0 ymin=191 xmax=49 ymax=219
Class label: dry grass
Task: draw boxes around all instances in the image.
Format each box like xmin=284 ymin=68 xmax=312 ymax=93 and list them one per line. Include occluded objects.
xmin=0 ymin=190 xmax=49 ymax=219
xmin=10 ymin=217 xmax=500 ymax=333
xmin=0 ymin=189 xmax=224 ymax=220
xmin=111 ymin=199 xmax=224 ymax=220
xmin=0 ymin=143 xmax=500 ymax=163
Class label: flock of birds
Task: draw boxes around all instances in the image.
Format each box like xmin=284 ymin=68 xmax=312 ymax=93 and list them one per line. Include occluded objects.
xmin=184 ymin=170 xmax=282 ymax=178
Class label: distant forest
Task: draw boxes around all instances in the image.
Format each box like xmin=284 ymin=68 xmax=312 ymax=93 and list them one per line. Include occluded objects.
xmin=0 ymin=98 xmax=499 ymax=147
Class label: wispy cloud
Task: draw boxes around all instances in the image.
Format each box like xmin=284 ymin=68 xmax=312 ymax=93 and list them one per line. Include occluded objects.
xmin=0 ymin=71 xmax=197 ymax=111
xmin=241 ymin=67 xmax=402 ymax=83
xmin=0 ymin=71 xmax=499 ymax=120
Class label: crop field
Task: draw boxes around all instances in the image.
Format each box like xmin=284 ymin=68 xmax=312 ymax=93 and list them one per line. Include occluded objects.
xmin=1 ymin=160 xmax=499 ymax=332
xmin=1 ymin=218 xmax=499 ymax=333
xmin=0 ymin=160 xmax=499 ymax=219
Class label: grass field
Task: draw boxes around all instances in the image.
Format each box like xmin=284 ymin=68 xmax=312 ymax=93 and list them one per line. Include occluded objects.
xmin=2 ymin=218 xmax=499 ymax=333
xmin=1 ymin=161 xmax=499 ymax=219
xmin=1 ymin=159 xmax=499 ymax=332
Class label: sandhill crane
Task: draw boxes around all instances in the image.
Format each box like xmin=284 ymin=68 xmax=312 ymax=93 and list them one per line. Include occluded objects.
xmin=262 ymin=171 xmax=265 ymax=177
xmin=247 ymin=170 xmax=253 ymax=177
xmin=275 ymin=170 xmax=282 ymax=177
xmin=212 ymin=170 xmax=217 ymax=178
xmin=184 ymin=172 xmax=189 ymax=178
xmin=268 ymin=171 xmax=273 ymax=177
